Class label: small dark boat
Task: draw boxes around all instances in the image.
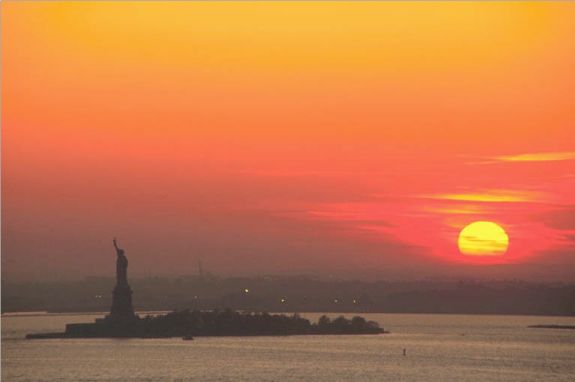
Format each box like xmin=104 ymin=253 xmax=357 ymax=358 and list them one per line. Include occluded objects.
xmin=183 ymin=335 xmax=194 ymax=340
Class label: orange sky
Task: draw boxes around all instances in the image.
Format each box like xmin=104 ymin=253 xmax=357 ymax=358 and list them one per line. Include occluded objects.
xmin=2 ymin=2 xmax=575 ymax=282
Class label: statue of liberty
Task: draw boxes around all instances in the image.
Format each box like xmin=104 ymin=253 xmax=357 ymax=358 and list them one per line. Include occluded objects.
xmin=108 ymin=238 xmax=136 ymax=319
xmin=113 ymin=238 xmax=128 ymax=285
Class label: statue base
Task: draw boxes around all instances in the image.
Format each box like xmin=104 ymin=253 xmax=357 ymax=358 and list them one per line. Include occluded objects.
xmin=108 ymin=282 xmax=136 ymax=319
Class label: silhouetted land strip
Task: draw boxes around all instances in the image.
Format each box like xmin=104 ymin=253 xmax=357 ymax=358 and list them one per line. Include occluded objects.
xmin=26 ymin=310 xmax=384 ymax=339
xmin=528 ymin=324 xmax=575 ymax=330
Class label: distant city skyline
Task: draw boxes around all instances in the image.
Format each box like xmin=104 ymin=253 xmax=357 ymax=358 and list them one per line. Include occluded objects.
xmin=4 ymin=275 xmax=574 ymax=317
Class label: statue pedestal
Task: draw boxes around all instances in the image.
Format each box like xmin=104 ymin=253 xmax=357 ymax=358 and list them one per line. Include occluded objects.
xmin=108 ymin=282 xmax=137 ymax=320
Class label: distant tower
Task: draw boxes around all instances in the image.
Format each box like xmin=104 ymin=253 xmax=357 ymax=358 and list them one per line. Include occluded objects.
xmin=198 ymin=259 xmax=204 ymax=279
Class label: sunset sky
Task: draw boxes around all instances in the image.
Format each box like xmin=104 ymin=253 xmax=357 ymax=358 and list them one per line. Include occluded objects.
xmin=2 ymin=2 xmax=575 ymax=282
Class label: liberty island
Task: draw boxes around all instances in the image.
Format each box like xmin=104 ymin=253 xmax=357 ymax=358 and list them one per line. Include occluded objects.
xmin=26 ymin=240 xmax=384 ymax=339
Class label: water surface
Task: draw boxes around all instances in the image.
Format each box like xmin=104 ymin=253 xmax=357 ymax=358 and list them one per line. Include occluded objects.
xmin=2 ymin=313 xmax=574 ymax=381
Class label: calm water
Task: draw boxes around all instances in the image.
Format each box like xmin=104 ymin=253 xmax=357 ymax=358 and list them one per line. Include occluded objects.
xmin=2 ymin=312 xmax=575 ymax=381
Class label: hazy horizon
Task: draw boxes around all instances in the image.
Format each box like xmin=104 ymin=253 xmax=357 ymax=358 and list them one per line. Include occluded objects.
xmin=4 ymin=257 xmax=575 ymax=284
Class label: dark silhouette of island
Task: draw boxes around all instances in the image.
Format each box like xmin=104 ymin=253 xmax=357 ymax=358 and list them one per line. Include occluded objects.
xmin=528 ymin=325 xmax=575 ymax=330
xmin=28 ymin=310 xmax=383 ymax=339
xmin=25 ymin=240 xmax=384 ymax=339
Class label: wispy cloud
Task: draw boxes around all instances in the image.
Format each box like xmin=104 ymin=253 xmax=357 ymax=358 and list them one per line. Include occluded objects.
xmin=494 ymin=151 xmax=575 ymax=163
xmin=464 ymin=151 xmax=575 ymax=165
xmin=422 ymin=205 xmax=487 ymax=215
xmin=424 ymin=190 xmax=540 ymax=203
xmin=238 ymin=170 xmax=348 ymax=178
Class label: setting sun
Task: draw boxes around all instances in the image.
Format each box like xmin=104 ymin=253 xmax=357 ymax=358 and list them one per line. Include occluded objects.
xmin=458 ymin=221 xmax=509 ymax=257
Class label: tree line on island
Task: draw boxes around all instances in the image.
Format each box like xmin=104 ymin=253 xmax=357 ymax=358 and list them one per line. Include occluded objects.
xmin=29 ymin=309 xmax=385 ymax=339
xmin=136 ymin=309 xmax=384 ymax=337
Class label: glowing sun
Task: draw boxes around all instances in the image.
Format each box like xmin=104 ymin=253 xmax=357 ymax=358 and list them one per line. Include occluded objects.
xmin=458 ymin=221 xmax=509 ymax=256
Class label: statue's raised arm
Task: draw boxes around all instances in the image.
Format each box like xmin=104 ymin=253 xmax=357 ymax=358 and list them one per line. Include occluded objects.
xmin=113 ymin=238 xmax=123 ymax=256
